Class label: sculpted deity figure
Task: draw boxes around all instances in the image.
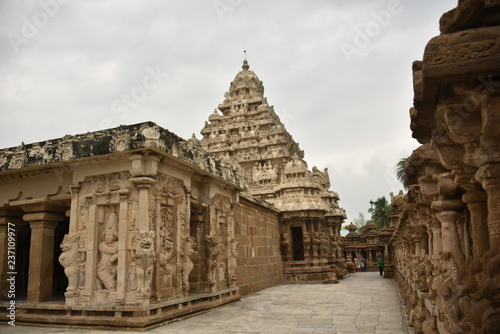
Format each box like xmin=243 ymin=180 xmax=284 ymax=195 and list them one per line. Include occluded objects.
xmin=312 ymin=232 xmax=321 ymax=257
xmin=228 ymin=238 xmax=239 ymax=286
xmin=303 ymin=231 xmax=310 ymax=258
xmin=206 ymin=235 xmax=219 ymax=289
xmin=281 ymin=233 xmax=290 ymax=260
xmin=97 ymin=229 xmax=118 ymax=291
xmin=58 ymin=234 xmax=80 ymax=293
xmin=134 ymin=231 xmax=156 ymax=297
xmin=181 ymin=236 xmax=198 ymax=295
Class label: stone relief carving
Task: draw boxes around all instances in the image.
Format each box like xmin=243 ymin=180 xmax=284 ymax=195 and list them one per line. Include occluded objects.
xmin=59 ymin=234 xmax=80 ymax=294
xmin=205 ymin=235 xmax=219 ymax=291
xmin=228 ymin=238 xmax=238 ymax=287
xmin=181 ymin=235 xmax=198 ymax=296
xmin=97 ymin=213 xmax=119 ymax=291
xmin=132 ymin=230 xmax=156 ymax=297
xmin=281 ymin=233 xmax=290 ymax=260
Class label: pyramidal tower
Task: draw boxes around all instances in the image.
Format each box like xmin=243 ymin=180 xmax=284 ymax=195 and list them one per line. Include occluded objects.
xmin=196 ymin=59 xmax=347 ymax=282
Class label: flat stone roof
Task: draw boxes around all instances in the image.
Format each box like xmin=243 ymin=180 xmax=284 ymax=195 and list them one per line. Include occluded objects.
xmin=0 ymin=121 xmax=245 ymax=189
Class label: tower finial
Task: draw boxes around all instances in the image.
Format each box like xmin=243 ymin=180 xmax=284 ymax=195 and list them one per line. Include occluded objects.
xmin=242 ymin=50 xmax=249 ymax=70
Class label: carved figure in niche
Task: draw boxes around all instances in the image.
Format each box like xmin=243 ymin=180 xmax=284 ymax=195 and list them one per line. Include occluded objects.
xmin=312 ymin=232 xmax=321 ymax=257
xmin=59 ymin=234 xmax=79 ymax=293
xmin=228 ymin=238 xmax=238 ymax=286
xmin=303 ymin=232 xmax=310 ymax=258
xmin=206 ymin=235 xmax=219 ymax=290
xmin=77 ymin=255 xmax=86 ymax=289
xmin=97 ymin=229 xmax=118 ymax=291
xmin=319 ymin=233 xmax=330 ymax=257
xmin=133 ymin=231 xmax=156 ymax=297
xmin=127 ymin=261 xmax=138 ymax=291
xmin=159 ymin=236 xmax=174 ymax=270
xmin=181 ymin=236 xmax=198 ymax=296
xmin=281 ymin=233 xmax=290 ymax=260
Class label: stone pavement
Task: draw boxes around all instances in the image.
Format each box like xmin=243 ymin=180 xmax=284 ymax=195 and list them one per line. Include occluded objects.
xmin=1 ymin=272 xmax=407 ymax=334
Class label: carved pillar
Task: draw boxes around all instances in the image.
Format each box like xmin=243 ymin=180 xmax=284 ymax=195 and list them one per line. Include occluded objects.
xmin=418 ymin=227 xmax=428 ymax=258
xmin=25 ymin=216 xmax=64 ymax=302
xmin=430 ymin=218 xmax=442 ymax=259
xmin=476 ymin=164 xmax=500 ymax=251
xmin=68 ymin=185 xmax=81 ymax=235
xmin=116 ymin=190 xmax=129 ymax=304
xmin=462 ymin=190 xmax=488 ymax=257
xmin=132 ymin=177 xmax=156 ymax=231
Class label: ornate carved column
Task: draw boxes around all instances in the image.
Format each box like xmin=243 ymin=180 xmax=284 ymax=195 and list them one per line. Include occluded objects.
xmin=432 ymin=171 xmax=467 ymax=280
xmin=457 ymin=173 xmax=489 ymax=258
xmin=476 ymin=163 xmax=500 ymax=251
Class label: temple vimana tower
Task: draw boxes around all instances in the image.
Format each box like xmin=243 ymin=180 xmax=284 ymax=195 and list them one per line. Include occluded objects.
xmin=1 ymin=1 xmax=500 ymax=331
xmin=196 ymin=59 xmax=347 ymax=282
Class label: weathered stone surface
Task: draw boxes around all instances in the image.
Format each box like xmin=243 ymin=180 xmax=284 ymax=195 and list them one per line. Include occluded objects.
xmin=394 ymin=1 xmax=500 ymax=333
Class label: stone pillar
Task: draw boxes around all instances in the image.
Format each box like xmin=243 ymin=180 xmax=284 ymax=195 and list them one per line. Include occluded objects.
xmin=476 ymin=164 xmax=500 ymax=251
xmin=430 ymin=218 xmax=442 ymax=259
xmin=434 ymin=207 xmax=466 ymax=278
xmin=116 ymin=190 xmax=130 ymax=305
xmin=132 ymin=177 xmax=156 ymax=231
xmin=25 ymin=214 xmax=64 ymax=302
xmin=68 ymin=185 xmax=81 ymax=235
xmin=426 ymin=226 xmax=433 ymax=257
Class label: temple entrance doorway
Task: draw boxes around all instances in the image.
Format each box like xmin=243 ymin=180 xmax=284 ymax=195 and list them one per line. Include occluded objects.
xmin=291 ymin=226 xmax=304 ymax=261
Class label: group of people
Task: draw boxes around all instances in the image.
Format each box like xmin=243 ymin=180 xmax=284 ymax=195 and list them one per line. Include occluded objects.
xmin=353 ymin=257 xmax=367 ymax=272
xmin=353 ymin=256 xmax=385 ymax=276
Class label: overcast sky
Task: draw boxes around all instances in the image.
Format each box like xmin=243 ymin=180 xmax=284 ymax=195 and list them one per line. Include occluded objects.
xmin=0 ymin=0 xmax=458 ymax=223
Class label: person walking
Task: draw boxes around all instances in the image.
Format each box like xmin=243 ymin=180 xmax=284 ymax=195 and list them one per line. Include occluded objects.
xmin=377 ymin=256 xmax=385 ymax=276
xmin=360 ymin=257 xmax=366 ymax=272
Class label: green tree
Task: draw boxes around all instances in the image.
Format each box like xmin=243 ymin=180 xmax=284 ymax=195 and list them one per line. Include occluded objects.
xmin=368 ymin=197 xmax=392 ymax=230
xmin=395 ymin=157 xmax=408 ymax=190
xmin=352 ymin=212 xmax=368 ymax=233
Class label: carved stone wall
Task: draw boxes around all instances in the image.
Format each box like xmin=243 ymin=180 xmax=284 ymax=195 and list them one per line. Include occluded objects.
xmin=392 ymin=1 xmax=500 ymax=333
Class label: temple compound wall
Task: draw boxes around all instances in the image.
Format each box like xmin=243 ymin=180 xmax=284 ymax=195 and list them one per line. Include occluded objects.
xmin=0 ymin=122 xmax=282 ymax=329
xmin=390 ymin=1 xmax=500 ymax=333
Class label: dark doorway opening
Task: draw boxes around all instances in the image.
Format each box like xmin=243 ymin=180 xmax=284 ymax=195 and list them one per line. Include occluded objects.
xmin=15 ymin=224 xmax=31 ymax=300
xmin=291 ymin=226 xmax=304 ymax=261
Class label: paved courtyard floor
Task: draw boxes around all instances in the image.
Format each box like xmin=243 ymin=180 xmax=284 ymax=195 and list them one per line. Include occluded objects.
xmin=1 ymin=271 xmax=408 ymax=334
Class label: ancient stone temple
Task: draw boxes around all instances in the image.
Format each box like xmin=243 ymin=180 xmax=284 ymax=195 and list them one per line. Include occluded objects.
xmin=196 ymin=60 xmax=347 ymax=282
xmin=0 ymin=60 xmax=347 ymax=328
xmin=390 ymin=1 xmax=500 ymax=333
xmin=0 ymin=122 xmax=284 ymax=328
xmin=343 ymin=220 xmax=394 ymax=275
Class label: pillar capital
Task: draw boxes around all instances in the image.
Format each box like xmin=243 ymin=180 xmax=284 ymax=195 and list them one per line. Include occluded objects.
xmin=23 ymin=212 xmax=65 ymax=223
xmin=462 ymin=190 xmax=487 ymax=204
xmin=10 ymin=198 xmax=68 ymax=214
xmin=476 ymin=163 xmax=500 ymax=188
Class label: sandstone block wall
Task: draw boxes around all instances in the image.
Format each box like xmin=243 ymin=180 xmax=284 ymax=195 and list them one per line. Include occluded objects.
xmin=234 ymin=196 xmax=283 ymax=295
